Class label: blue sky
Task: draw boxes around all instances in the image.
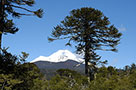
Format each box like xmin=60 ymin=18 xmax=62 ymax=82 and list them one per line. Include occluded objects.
xmin=3 ymin=0 xmax=136 ymax=68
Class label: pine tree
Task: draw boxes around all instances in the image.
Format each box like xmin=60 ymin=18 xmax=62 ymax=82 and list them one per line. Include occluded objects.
xmin=0 ymin=0 xmax=43 ymax=48
xmin=48 ymin=7 xmax=122 ymax=78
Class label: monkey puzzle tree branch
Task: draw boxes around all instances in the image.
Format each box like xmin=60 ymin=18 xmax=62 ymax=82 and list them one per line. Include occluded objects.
xmin=9 ymin=5 xmax=43 ymax=18
xmin=10 ymin=4 xmax=34 ymax=13
xmin=0 ymin=0 xmax=43 ymax=48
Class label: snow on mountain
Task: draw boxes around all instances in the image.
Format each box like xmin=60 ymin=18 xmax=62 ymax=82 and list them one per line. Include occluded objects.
xmin=30 ymin=50 xmax=84 ymax=63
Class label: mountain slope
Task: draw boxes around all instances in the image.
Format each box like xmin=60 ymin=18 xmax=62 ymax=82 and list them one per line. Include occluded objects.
xmin=34 ymin=60 xmax=85 ymax=79
xmin=34 ymin=60 xmax=84 ymax=70
xmin=31 ymin=50 xmax=85 ymax=79
xmin=31 ymin=50 xmax=84 ymax=63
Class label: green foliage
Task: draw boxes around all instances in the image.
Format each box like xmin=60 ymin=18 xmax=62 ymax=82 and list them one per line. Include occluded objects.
xmin=1 ymin=50 xmax=136 ymax=90
xmin=0 ymin=49 xmax=45 ymax=90
xmin=57 ymin=69 xmax=81 ymax=78
xmin=19 ymin=52 xmax=29 ymax=62
xmin=86 ymin=65 xmax=136 ymax=90
xmin=0 ymin=48 xmax=18 ymax=74
xmin=46 ymin=69 xmax=89 ymax=90
xmin=0 ymin=0 xmax=43 ymax=48
xmin=43 ymin=65 xmax=136 ymax=90
xmin=48 ymin=7 xmax=122 ymax=77
xmin=0 ymin=0 xmax=43 ymax=19
xmin=31 ymin=78 xmax=47 ymax=90
xmin=12 ymin=63 xmax=45 ymax=90
xmin=0 ymin=74 xmax=22 ymax=90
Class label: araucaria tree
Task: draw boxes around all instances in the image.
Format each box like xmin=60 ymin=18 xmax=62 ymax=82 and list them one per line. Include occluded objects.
xmin=48 ymin=7 xmax=122 ymax=77
xmin=0 ymin=0 xmax=43 ymax=48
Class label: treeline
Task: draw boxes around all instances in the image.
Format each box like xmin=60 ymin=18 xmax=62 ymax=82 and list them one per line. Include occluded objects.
xmin=1 ymin=49 xmax=136 ymax=90
xmin=44 ymin=65 xmax=136 ymax=90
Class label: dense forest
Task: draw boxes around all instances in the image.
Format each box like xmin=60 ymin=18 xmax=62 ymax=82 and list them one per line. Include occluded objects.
xmin=0 ymin=0 xmax=136 ymax=90
xmin=1 ymin=50 xmax=136 ymax=90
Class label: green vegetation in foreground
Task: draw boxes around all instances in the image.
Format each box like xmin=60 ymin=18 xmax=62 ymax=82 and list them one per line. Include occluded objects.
xmin=44 ymin=66 xmax=136 ymax=90
xmin=1 ymin=49 xmax=136 ymax=90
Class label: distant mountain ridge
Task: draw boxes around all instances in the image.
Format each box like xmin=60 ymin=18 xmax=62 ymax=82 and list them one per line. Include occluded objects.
xmin=34 ymin=60 xmax=84 ymax=71
xmin=34 ymin=60 xmax=85 ymax=79
xmin=30 ymin=50 xmax=85 ymax=79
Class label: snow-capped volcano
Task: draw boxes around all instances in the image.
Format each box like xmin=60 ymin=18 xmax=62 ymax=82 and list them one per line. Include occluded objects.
xmin=30 ymin=50 xmax=84 ymax=63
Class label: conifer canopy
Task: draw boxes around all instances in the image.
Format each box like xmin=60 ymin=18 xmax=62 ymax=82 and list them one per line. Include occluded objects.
xmin=49 ymin=7 xmax=122 ymax=76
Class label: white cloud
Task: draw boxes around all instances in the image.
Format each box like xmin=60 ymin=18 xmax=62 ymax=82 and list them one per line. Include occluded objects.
xmin=118 ymin=24 xmax=127 ymax=32
xmin=111 ymin=59 xmax=118 ymax=66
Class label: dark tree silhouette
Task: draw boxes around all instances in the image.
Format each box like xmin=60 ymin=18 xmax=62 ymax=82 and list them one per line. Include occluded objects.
xmin=0 ymin=0 xmax=43 ymax=48
xmin=48 ymin=7 xmax=122 ymax=77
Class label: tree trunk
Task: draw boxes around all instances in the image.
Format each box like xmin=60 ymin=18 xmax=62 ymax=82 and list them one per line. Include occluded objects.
xmin=85 ymin=57 xmax=89 ymax=75
xmin=0 ymin=34 xmax=2 ymax=49
xmin=84 ymin=22 xmax=90 ymax=76
xmin=84 ymin=40 xmax=90 ymax=76
xmin=0 ymin=0 xmax=4 ymax=49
